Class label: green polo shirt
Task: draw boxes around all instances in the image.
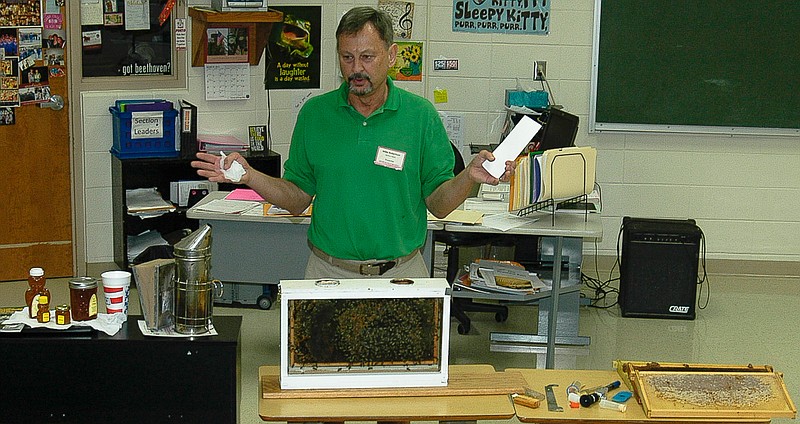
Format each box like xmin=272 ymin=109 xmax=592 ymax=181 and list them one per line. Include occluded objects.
xmin=284 ymin=79 xmax=454 ymax=261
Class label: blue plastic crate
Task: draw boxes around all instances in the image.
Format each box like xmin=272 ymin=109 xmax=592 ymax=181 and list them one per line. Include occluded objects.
xmin=110 ymin=105 xmax=179 ymax=159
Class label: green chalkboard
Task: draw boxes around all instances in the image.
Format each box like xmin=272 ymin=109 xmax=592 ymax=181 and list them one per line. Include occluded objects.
xmin=591 ymin=1 xmax=800 ymax=134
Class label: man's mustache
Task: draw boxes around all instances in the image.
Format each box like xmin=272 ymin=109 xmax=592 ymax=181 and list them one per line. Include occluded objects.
xmin=348 ymin=73 xmax=371 ymax=82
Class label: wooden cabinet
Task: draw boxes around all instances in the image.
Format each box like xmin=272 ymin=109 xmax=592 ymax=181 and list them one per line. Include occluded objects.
xmin=111 ymin=152 xmax=281 ymax=269
xmin=188 ymin=7 xmax=283 ymax=67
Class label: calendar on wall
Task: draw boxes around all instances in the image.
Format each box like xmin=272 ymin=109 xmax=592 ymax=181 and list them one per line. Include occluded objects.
xmin=204 ymin=63 xmax=250 ymax=101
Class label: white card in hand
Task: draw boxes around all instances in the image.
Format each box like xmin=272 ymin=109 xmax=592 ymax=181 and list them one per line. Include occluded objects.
xmin=481 ymin=115 xmax=542 ymax=179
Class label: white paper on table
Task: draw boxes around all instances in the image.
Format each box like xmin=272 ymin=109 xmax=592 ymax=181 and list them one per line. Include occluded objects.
xmin=193 ymin=199 xmax=260 ymax=214
xmin=481 ymin=115 xmax=542 ymax=179
xmin=480 ymin=213 xmax=537 ymax=232
xmin=138 ymin=321 xmax=217 ymax=337
xmin=5 ymin=309 xmax=126 ymax=336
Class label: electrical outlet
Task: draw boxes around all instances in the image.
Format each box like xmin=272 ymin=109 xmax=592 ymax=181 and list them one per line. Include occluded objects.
xmin=533 ymin=60 xmax=547 ymax=80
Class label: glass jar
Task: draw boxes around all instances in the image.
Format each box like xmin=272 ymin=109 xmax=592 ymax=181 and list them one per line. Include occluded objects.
xmin=69 ymin=277 xmax=98 ymax=321
xmin=56 ymin=304 xmax=71 ymax=325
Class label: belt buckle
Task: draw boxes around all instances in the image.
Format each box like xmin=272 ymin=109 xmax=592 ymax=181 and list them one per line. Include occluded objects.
xmin=359 ymin=261 xmax=396 ymax=276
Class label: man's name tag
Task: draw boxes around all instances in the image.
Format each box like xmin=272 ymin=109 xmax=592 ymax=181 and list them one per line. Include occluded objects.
xmin=374 ymin=146 xmax=406 ymax=171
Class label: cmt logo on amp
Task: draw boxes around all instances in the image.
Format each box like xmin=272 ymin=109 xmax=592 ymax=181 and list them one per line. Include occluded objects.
xmin=669 ymin=305 xmax=691 ymax=314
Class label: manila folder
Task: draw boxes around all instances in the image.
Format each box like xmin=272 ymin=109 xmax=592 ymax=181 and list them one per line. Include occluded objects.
xmin=539 ymin=146 xmax=596 ymax=201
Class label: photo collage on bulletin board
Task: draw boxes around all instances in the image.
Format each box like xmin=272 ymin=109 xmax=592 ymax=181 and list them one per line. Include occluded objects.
xmin=0 ymin=0 xmax=67 ymax=125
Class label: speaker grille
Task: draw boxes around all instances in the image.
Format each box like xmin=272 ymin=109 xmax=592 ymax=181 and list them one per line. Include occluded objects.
xmin=619 ymin=217 xmax=702 ymax=319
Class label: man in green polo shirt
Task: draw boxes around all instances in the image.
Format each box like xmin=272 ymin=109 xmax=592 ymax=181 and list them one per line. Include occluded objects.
xmin=192 ymin=6 xmax=515 ymax=279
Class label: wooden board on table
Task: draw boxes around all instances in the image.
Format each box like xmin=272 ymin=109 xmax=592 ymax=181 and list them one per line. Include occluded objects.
xmin=261 ymin=366 xmax=527 ymax=399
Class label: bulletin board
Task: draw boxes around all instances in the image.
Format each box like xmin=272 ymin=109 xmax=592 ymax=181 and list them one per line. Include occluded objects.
xmin=590 ymin=0 xmax=800 ymax=135
xmin=80 ymin=0 xmax=176 ymax=78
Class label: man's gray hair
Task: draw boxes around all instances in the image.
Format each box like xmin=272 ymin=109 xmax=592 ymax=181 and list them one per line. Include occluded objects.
xmin=336 ymin=7 xmax=394 ymax=49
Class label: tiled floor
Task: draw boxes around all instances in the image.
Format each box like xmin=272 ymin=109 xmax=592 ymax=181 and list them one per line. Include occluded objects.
xmin=2 ymin=253 xmax=798 ymax=423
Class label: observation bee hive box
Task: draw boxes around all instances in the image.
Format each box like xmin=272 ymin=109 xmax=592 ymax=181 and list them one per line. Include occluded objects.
xmin=279 ymin=278 xmax=451 ymax=389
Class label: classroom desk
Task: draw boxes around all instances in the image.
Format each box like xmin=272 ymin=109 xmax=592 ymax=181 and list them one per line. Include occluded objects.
xmin=445 ymin=212 xmax=603 ymax=369
xmin=258 ymin=364 xmax=517 ymax=422
xmin=187 ymin=191 xmax=312 ymax=285
xmin=186 ymin=191 xmax=440 ymax=306
xmin=506 ymin=368 xmax=771 ymax=424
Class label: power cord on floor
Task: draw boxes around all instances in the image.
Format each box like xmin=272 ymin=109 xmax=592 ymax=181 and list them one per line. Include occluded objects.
xmin=696 ymin=230 xmax=711 ymax=310
xmin=580 ymin=237 xmax=620 ymax=309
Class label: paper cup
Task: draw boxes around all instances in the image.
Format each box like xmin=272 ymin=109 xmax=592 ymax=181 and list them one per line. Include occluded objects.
xmin=102 ymin=270 xmax=131 ymax=316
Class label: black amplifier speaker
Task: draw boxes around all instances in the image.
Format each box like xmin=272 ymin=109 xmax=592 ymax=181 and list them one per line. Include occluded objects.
xmin=619 ymin=217 xmax=702 ymax=320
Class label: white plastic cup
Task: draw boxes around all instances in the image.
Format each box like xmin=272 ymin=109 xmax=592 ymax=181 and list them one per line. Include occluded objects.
xmin=101 ymin=270 xmax=131 ymax=316
xmin=106 ymin=305 xmax=125 ymax=314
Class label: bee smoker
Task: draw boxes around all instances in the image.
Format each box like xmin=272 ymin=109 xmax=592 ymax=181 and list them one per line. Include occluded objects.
xmin=173 ymin=224 xmax=223 ymax=334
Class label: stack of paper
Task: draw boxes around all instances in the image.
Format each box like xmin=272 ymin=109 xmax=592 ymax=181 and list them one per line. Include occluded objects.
xmin=127 ymin=230 xmax=169 ymax=262
xmin=192 ymin=198 xmax=261 ymax=214
xmin=426 ymin=209 xmax=484 ymax=224
xmin=508 ymin=155 xmax=530 ymax=211
xmin=454 ymin=260 xmax=547 ymax=296
xmin=197 ymin=134 xmax=248 ymax=152
xmin=126 ymin=188 xmax=176 ymax=217
xmin=225 ymin=188 xmax=264 ymax=201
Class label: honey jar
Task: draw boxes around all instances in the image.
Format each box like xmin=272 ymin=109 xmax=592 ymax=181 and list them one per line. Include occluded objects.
xmin=55 ymin=304 xmax=71 ymax=325
xmin=69 ymin=277 xmax=98 ymax=321
xmin=36 ymin=295 xmax=50 ymax=323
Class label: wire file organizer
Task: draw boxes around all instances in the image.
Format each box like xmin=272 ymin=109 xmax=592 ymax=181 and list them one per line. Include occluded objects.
xmin=514 ymin=148 xmax=595 ymax=225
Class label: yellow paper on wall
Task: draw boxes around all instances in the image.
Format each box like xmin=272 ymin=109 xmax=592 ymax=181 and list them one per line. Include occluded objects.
xmin=433 ymin=89 xmax=448 ymax=103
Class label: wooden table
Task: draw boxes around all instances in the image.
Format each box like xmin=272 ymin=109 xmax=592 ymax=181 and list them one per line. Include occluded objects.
xmin=508 ymin=368 xmax=771 ymax=424
xmin=258 ymin=364 xmax=517 ymax=422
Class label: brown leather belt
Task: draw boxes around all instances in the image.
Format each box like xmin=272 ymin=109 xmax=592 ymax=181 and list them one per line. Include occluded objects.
xmin=308 ymin=241 xmax=418 ymax=276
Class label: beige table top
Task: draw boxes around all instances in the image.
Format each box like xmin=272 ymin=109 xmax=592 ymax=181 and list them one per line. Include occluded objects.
xmin=258 ymin=364 xmax=516 ymax=422
xmin=508 ymin=368 xmax=770 ymax=424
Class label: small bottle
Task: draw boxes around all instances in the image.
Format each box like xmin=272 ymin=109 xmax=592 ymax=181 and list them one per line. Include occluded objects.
xmin=55 ymin=304 xmax=71 ymax=325
xmin=599 ymin=399 xmax=627 ymax=412
xmin=26 ymin=267 xmax=51 ymax=319
xmin=36 ymin=294 xmax=51 ymax=324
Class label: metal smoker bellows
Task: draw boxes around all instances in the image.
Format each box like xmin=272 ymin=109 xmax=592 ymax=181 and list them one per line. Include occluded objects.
xmin=173 ymin=224 xmax=222 ymax=334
